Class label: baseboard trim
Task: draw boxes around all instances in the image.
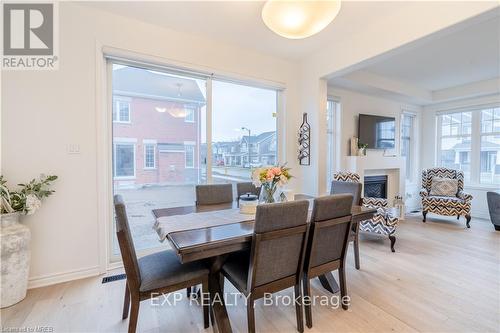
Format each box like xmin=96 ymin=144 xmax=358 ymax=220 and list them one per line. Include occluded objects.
xmin=28 ymin=266 xmax=100 ymax=289
xmin=471 ymin=210 xmax=490 ymax=220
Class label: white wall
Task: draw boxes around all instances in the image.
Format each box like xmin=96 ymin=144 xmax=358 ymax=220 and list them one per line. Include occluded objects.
xmin=1 ymin=3 xmax=302 ymax=288
xmin=421 ymin=94 xmax=500 ymax=219
xmin=327 ymin=86 xmax=423 ymax=210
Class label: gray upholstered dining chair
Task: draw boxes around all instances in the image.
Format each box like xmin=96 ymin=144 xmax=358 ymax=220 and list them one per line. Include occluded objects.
xmin=114 ymin=195 xmax=209 ymax=333
xmin=303 ymin=194 xmax=353 ymax=328
xmin=195 ymin=183 xmax=233 ymax=205
xmin=221 ymin=200 xmax=310 ymax=333
xmin=330 ymin=180 xmax=362 ymax=269
xmin=189 ymin=183 xmax=234 ymax=296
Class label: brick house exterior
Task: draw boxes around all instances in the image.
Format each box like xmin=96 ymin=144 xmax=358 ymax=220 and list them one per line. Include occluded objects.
xmin=112 ymin=67 xmax=205 ymax=188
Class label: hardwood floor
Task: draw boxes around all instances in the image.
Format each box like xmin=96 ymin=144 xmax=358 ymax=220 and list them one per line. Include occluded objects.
xmin=1 ymin=214 xmax=499 ymax=332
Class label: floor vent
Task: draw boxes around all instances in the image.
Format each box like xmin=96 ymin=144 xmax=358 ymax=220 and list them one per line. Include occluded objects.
xmin=102 ymin=274 xmax=126 ymax=284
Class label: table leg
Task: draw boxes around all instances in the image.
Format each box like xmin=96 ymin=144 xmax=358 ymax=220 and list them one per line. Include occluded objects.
xmin=208 ymin=255 xmax=232 ymax=333
xmin=318 ymin=272 xmax=340 ymax=294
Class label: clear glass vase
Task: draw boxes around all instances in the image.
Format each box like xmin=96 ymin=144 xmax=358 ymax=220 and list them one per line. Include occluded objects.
xmin=259 ymin=182 xmax=284 ymax=204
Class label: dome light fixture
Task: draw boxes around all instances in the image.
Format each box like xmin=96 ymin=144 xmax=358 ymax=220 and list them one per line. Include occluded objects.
xmin=261 ymin=0 xmax=341 ymax=39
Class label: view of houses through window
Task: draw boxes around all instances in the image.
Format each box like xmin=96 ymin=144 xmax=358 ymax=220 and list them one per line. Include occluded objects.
xmin=111 ymin=64 xmax=277 ymax=254
xmin=212 ymin=80 xmax=277 ymax=183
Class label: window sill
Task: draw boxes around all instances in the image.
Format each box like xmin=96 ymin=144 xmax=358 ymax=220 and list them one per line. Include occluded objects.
xmin=143 ymin=167 xmax=157 ymax=170
xmin=114 ymin=176 xmax=136 ymax=180
xmin=464 ymin=184 xmax=500 ymax=191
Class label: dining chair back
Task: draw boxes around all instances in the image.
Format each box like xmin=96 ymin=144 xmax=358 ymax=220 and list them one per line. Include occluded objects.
xmin=221 ymin=200 xmax=310 ymax=333
xmin=250 ymin=200 xmax=310 ymax=291
xmin=114 ymin=195 xmax=210 ymax=333
xmin=303 ymin=194 xmax=353 ymax=328
xmin=114 ymin=195 xmax=142 ymax=291
xmin=331 ymin=180 xmax=362 ymax=206
xmin=196 ymin=183 xmax=233 ymax=205
xmin=330 ymin=180 xmax=362 ymax=269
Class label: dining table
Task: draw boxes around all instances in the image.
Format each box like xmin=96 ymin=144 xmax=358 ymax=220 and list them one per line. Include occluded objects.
xmin=152 ymin=195 xmax=376 ymax=333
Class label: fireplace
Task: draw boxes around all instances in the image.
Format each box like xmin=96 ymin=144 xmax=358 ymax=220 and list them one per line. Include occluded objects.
xmin=364 ymin=175 xmax=388 ymax=199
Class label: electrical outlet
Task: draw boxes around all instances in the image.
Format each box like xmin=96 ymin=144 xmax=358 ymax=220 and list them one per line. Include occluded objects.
xmin=67 ymin=144 xmax=80 ymax=154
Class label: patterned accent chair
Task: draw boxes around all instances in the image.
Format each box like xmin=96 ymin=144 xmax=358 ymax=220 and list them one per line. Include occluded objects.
xmin=333 ymin=172 xmax=398 ymax=252
xmin=420 ymin=168 xmax=473 ymax=228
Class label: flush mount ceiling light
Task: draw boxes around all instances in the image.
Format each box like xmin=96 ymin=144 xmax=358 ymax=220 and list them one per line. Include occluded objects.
xmin=261 ymin=0 xmax=341 ymax=39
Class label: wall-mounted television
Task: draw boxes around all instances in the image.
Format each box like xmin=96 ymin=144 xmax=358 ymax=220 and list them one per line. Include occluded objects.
xmin=358 ymin=114 xmax=396 ymax=149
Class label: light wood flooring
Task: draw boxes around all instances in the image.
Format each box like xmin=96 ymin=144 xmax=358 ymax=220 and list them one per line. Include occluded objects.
xmin=1 ymin=214 xmax=499 ymax=333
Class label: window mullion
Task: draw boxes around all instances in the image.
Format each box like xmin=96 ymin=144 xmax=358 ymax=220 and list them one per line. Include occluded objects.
xmin=470 ymin=110 xmax=481 ymax=184
xmin=206 ymin=77 xmax=213 ymax=184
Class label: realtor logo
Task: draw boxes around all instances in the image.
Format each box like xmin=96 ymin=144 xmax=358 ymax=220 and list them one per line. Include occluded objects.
xmin=2 ymin=2 xmax=58 ymax=70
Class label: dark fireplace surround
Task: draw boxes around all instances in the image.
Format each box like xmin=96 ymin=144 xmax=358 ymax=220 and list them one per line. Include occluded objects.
xmin=364 ymin=175 xmax=388 ymax=199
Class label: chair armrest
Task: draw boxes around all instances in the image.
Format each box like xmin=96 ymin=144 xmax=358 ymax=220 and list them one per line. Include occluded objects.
xmin=362 ymin=197 xmax=388 ymax=208
xmin=419 ymin=189 xmax=429 ymax=198
xmin=457 ymin=190 xmax=473 ymax=202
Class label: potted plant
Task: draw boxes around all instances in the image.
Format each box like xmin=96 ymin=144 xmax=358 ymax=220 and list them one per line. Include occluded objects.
xmin=0 ymin=174 xmax=57 ymax=308
xmin=251 ymin=165 xmax=292 ymax=203
xmin=358 ymin=142 xmax=368 ymax=156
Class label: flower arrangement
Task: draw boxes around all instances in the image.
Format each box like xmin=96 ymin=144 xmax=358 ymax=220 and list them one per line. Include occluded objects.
xmin=252 ymin=165 xmax=292 ymax=203
xmin=0 ymin=175 xmax=58 ymax=215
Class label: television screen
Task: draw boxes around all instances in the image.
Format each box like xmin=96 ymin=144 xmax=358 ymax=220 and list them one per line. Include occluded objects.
xmin=358 ymin=114 xmax=396 ymax=149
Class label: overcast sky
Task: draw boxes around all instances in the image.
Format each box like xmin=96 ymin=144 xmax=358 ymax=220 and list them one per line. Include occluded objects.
xmin=202 ymin=80 xmax=277 ymax=143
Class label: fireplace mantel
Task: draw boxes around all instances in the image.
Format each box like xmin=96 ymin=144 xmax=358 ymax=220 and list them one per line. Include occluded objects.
xmin=344 ymin=156 xmax=405 ymax=203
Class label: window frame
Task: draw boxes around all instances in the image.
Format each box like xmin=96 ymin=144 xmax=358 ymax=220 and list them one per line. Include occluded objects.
xmin=436 ymin=104 xmax=500 ymax=187
xmin=479 ymin=107 xmax=500 ymax=185
xmin=113 ymin=97 xmax=131 ymax=123
xmin=185 ymin=143 xmax=195 ymax=169
xmin=113 ymin=140 xmax=136 ymax=179
xmin=143 ymin=141 xmax=157 ymax=170
xmin=400 ymin=111 xmax=417 ymax=184
xmin=326 ymin=98 xmax=341 ymax=192
xmin=103 ymin=55 xmax=285 ymax=267
xmin=184 ymin=106 xmax=195 ymax=123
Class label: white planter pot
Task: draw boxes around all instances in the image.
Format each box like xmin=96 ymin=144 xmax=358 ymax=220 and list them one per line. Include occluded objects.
xmin=1 ymin=213 xmax=31 ymax=308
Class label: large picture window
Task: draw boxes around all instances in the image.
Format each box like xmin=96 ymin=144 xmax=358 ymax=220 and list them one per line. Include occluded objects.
xmin=109 ymin=61 xmax=280 ymax=257
xmin=480 ymin=108 xmax=500 ymax=184
xmin=437 ymin=106 xmax=499 ymax=185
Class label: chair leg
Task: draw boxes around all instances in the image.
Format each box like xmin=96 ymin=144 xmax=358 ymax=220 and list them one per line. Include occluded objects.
xmin=353 ymin=235 xmax=360 ymax=270
xmin=219 ymin=273 xmax=225 ymax=295
xmin=466 ymin=214 xmax=471 ymax=228
xmin=128 ymin=297 xmax=140 ymax=333
xmin=186 ymin=287 xmax=191 ymax=298
xmin=247 ymin=297 xmax=255 ymax=333
xmin=389 ymin=235 xmax=396 ymax=253
xmin=338 ymin=267 xmax=348 ymax=311
xmin=202 ymin=279 xmax=210 ymax=329
xmin=294 ymin=284 xmax=304 ymax=333
xmin=122 ymin=284 xmax=130 ymax=319
xmin=457 ymin=214 xmax=460 ymax=220
xmin=302 ymin=275 xmax=312 ymax=328
xmin=422 ymin=210 xmax=427 ymax=222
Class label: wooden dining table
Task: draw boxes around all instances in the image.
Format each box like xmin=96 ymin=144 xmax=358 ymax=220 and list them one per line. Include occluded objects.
xmin=152 ymin=197 xmax=376 ymax=333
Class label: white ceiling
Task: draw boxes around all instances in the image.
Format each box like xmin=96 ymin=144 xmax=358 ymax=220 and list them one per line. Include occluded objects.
xmin=329 ymin=14 xmax=500 ymax=105
xmin=80 ymin=1 xmax=404 ymax=61
xmin=364 ymin=16 xmax=500 ymax=91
